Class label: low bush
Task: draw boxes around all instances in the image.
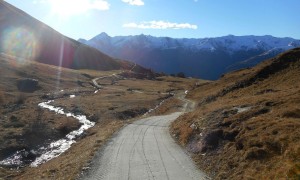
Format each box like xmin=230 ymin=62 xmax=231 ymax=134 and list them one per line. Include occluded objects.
xmin=0 ymin=91 xmax=4 ymax=105
xmin=16 ymin=93 xmax=27 ymax=104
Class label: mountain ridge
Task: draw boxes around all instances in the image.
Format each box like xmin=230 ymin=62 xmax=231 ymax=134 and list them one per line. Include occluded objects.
xmin=80 ymin=33 xmax=300 ymax=80
xmin=82 ymin=33 xmax=299 ymax=50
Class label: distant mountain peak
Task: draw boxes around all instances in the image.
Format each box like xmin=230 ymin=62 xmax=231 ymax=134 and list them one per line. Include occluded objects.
xmin=99 ymin=32 xmax=109 ymax=36
xmin=92 ymin=32 xmax=110 ymax=41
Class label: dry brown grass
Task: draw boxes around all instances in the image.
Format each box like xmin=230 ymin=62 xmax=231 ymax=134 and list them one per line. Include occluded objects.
xmin=0 ymin=55 xmax=196 ymax=179
xmin=155 ymin=98 xmax=183 ymax=115
xmin=171 ymin=48 xmax=300 ymax=179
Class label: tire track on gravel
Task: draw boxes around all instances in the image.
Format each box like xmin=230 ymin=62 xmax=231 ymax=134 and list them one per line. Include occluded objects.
xmin=80 ymin=94 xmax=209 ymax=180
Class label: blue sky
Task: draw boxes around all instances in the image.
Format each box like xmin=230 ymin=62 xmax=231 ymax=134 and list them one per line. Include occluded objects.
xmin=5 ymin=0 xmax=300 ymax=40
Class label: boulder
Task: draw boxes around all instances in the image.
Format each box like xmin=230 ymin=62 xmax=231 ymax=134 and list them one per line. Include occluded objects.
xmin=20 ymin=149 xmax=37 ymax=163
xmin=17 ymin=78 xmax=39 ymax=92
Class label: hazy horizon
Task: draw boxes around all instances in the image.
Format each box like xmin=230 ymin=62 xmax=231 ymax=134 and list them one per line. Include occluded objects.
xmin=82 ymin=32 xmax=299 ymax=41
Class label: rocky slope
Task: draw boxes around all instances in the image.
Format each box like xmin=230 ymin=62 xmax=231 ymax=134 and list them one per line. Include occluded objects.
xmin=171 ymin=48 xmax=300 ymax=179
xmin=80 ymin=33 xmax=300 ymax=80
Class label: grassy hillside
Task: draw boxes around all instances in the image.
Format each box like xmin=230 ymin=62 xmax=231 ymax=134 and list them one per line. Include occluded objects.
xmin=171 ymin=48 xmax=300 ymax=179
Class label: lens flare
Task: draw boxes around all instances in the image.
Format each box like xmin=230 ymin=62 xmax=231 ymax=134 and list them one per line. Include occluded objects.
xmin=1 ymin=27 xmax=40 ymax=64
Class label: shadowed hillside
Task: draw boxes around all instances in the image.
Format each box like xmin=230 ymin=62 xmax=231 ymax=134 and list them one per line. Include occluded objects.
xmin=171 ymin=48 xmax=300 ymax=179
xmin=0 ymin=1 xmax=143 ymax=72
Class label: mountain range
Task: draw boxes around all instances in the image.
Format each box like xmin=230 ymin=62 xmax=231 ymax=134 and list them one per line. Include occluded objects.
xmin=80 ymin=33 xmax=300 ymax=80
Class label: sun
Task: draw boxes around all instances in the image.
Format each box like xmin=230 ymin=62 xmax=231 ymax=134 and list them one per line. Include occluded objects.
xmin=45 ymin=0 xmax=110 ymax=18
xmin=48 ymin=0 xmax=87 ymax=17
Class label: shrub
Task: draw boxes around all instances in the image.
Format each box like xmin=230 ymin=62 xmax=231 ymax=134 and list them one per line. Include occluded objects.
xmin=16 ymin=93 xmax=27 ymax=104
xmin=177 ymin=72 xmax=186 ymax=78
xmin=22 ymin=108 xmax=51 ymax=147
xmin=3 ymin=116 xmax=25 ymax=128
xmin=3 ymin=121 xmax=25 ymax=128
xmin=0 ymin=91 xmax=4 ymax=105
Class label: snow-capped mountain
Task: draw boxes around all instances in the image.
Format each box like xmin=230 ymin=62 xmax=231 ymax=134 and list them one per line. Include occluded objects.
xmin=80 ymin=33 xmax=300 ymax=80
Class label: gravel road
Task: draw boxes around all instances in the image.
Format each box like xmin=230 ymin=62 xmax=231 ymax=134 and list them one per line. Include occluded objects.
xmin=80 ymin=112 xmax=209 ymax=180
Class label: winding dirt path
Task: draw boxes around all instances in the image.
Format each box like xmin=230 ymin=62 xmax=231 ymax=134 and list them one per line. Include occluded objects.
xmin=92 ymin=63 xmax=136 ymax=89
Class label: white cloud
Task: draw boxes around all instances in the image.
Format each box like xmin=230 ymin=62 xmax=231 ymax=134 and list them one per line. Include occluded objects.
xmin=123 ymin=21 xmax=198 ymax=30
xmin=122 ymin=0 xmax=144 ymax=6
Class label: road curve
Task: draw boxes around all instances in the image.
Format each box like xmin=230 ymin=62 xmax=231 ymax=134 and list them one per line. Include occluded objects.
xmin=92 ymin=63 xmax=136 ymax=89
xmin=80 ymin=112 xmax=209 ymax=180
